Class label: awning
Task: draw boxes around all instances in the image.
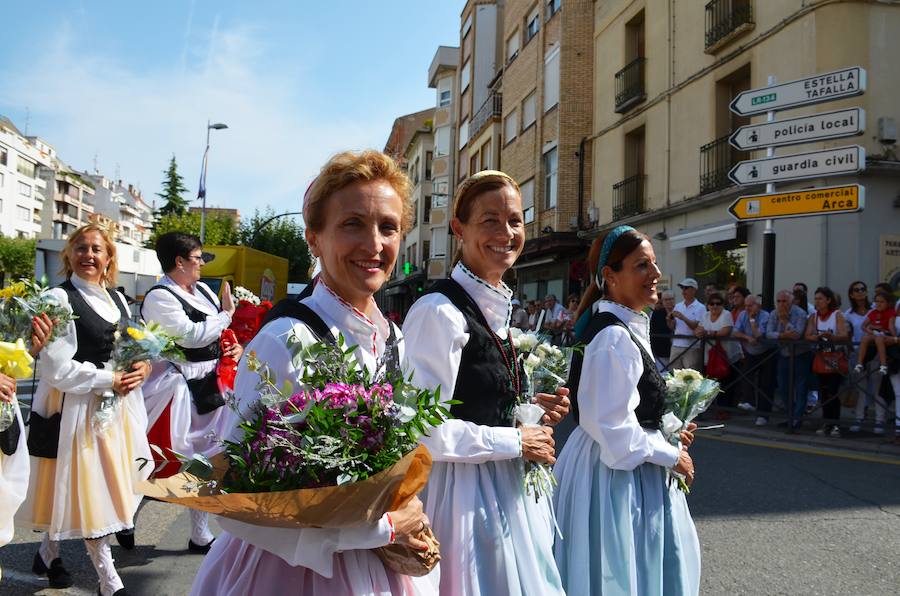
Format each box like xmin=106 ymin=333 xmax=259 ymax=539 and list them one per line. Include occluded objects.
xmin=668 ymin=221 xmax=737 ymax=250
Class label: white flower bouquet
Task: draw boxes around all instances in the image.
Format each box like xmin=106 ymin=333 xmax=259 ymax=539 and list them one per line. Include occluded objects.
xmin=661 ymin=368 xmax=720 ymax=492
xmin=233 ymin=286 xmax=260 ymax=306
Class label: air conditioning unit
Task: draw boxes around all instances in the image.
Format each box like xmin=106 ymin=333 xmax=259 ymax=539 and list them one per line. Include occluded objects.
xmin=878 ymin=117 xmax=897 ymax=145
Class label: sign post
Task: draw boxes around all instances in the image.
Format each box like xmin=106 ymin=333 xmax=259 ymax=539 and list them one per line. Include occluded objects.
xmin=762 ymin=76 xmax=777 ymax=311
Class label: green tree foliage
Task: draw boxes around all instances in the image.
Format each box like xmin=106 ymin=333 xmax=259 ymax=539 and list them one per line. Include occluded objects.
xmin=147 ymin=211 xmax=239 ymax=247
xmin=156 ymin=155 xmax=190 ymax=216
xmin=239 ymin=209 xmax=312 ymax=282
xmin=0 ymin=235 xmax=37 ymax=287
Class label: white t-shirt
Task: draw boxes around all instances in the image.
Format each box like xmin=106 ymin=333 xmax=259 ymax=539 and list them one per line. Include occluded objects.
xmin=545 ymin=302 xmax=565 ymax=323
xmin=702 ymin=310 xmax=741 ymax=362
xmin=673 ymin=299 xmax=706 ymax=348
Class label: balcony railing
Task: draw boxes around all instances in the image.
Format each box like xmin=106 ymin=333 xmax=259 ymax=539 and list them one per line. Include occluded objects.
xmin=699 ymin=135 xmax=746 ymax=194
xmin=614 ymin=57 xmax=646 ymax=113
xmin=612 ymin=174 xmax=646 ymax=220
xmin=470 ymin=92 xmax=502 ymax=143
xmin=705 ymin=0 xmax=754 ymax=51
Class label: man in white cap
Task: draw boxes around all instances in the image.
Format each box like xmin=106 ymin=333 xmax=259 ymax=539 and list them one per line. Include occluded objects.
xmin=511 ymin=298 xmax=529 ymax=330
xmin=669 ymin=277 xmax=705 ymax=371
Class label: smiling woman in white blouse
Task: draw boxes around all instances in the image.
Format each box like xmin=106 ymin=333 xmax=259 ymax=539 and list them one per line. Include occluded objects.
xmin=402 ymin=170 xmax=570 ymax=596
xmin=553 ymin=225 xmax=701 ymax=596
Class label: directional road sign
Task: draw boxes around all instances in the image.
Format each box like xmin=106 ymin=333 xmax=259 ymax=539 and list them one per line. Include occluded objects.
xmin=729 ymin=107 xmax=865 ymax=151
xmin=728 ymin=184 xmax=865 ymax=221
xmin=728 ymin=145 xmax=865 ymax=186
xmin=730 ymin=67 xmax=866 ymax=117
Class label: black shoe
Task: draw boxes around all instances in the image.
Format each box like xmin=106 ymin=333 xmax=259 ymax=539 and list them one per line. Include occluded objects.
xmin=115 ymin=528 xmax=135 ymax=550
xmin=98 ymin=589 xmax=130 ymax=595
xmin=32 ymin=552 xmax=73 ymax=588
xmin=188 ymin=538 xmax=215 ymax=554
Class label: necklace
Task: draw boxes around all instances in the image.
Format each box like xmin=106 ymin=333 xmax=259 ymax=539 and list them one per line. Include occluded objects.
xmin=488 ymin=327 xmax=520 ymax=396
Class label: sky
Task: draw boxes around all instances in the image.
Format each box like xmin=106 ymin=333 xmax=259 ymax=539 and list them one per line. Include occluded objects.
xmin=0 ymin=0 xmax=462 ymax=221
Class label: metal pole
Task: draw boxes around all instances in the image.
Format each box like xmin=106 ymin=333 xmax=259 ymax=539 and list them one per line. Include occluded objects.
xmin=761 ymin=75 xmax=777 ymax=311
xmin=200 ymin=120 xmax=210 ymax=244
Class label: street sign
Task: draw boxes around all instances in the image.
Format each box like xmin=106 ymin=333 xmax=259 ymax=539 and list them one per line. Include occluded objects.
xmin=730 ymin=67 xmax=866 ymax=117
xmin=729 ymin=107 xmax=865 ymax=151
xmin=728 ymin=145 xmax=865 ymax=186
xmin=728 ymin=184 xmax=865 ymax=221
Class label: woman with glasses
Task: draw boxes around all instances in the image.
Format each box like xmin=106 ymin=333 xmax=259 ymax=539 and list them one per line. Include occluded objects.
xmin=140 ymin=232 xmax=243 ymax=553
xmin=805 ymin=287 xmax=850 ymax=438
xmin=695 ymin=292 xmax=737 ymax=417
xmin=845 ymin=282 xmax=882 ymax=433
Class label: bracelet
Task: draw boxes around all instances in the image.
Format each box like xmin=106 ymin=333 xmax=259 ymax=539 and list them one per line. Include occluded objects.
xmin=516 ymin=428 xmax=523 ymax=458
xmin=386 ymin=513 xmax=395 ymax=544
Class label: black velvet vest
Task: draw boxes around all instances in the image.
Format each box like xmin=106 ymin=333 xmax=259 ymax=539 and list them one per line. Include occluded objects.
xmin=142 ymin=284 xmax=221 ymax=362
xmin=426 ymin=278 xmax=521 ymax=427
xmin=59 ymin=280 xmax=130 ymax=367
xmin=568 ymin=310 xmax=667 ymax=430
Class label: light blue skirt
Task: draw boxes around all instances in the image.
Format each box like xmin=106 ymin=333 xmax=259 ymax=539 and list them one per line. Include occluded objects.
xmin=422 ymin=459 xmax=565 ymax=596
xmin=553 ymin=427 xmax=701 ymax=596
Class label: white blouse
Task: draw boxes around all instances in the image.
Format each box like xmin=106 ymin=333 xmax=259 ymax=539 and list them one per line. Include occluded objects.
xmin=402 ymin=263 xmax=522 ymax=465
xmin=578 ymin=300 xmax=680 ymax=471
xmin=215 ymin=281 xmax=395 ymax=576
xmin=140 ymin=276 xmax=231 ymax=351
xmin=39 ymin=274 xmax=129 ymax=395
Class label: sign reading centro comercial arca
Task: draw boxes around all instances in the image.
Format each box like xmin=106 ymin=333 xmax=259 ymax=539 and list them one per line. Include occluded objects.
xmin=730 ymin=67 xmax=866 ymax=117
xmin=728 ymin=184 xmax=864 ymax=221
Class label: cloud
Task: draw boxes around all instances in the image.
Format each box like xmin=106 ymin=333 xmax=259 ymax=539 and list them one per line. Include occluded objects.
xmin=0 ymin=17 xmax=390 ymax=220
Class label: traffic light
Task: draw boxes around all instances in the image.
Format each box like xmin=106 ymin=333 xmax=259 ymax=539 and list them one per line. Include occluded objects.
xmin=403 ymin=262 xmax=411 ymax=275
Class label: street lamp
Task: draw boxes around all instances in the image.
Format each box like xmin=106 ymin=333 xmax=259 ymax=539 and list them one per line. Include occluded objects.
xmin=199 ymin=120 xmax=228 ymax=244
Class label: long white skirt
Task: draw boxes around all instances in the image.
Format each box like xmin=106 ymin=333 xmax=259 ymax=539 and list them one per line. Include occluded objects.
xmin=0 ymin=400 xmax=29 ymax=546
xmin=422 ymin=459 xmax=565 ymax=596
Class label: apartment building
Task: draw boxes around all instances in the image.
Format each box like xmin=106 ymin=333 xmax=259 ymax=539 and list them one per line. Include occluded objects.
xmin=89 ymin=175 xmax=155 ymax=246
xmin=500 ymin=0 xmax=594 ymax=304
xmin=590 ymin=0 xmax=900 ymax=294
xmin=0 ymin=116 xmax=52 ymax=238
xmin=39 ymin=161 xmax=96 ymax=240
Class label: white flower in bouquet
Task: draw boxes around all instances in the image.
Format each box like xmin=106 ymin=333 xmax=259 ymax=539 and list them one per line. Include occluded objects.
xmin=524 ymin=353 xmax=543 ymax=371
xmin=662 ymin=368 xmax=721 ymax=493
xmin=513 ymin=332 xmax=540 ymax=352
xmin=233 ymin=286 xmax=261 ymax=305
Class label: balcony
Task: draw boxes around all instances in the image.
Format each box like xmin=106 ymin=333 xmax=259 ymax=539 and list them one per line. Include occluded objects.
xmin=470 ymin=92 xmax=502 ymax=143
xmin=699 ymin=135 xmax=745 ymax=195
xmin=612 ymin=174 xmax=646 ymax=220
xmin=614 ymin=58 xmax=646 ymax=113
xmin=705 ymin=0 xmax=754 ymax=52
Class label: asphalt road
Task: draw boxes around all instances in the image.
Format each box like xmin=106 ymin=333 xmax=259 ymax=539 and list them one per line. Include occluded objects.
xmin=1 ymin=438 xmax=898 ymax=595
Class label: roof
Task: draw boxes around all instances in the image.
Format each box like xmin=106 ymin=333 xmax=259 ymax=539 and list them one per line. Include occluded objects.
xmin=383 ymin=107 xmax=435 ymax=161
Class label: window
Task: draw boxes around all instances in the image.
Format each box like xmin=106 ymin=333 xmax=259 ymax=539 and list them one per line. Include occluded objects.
xmin=0 ymin=172 xmax=4 ymax=188
xmin=435 ymin=127 xmax=450 ymax=156
xmin=462 ymin=13 xmax=473 ymax=38
xmin=525 ymin=6 xmax=540 ymax=42
xmin=432 ymin=179 xmax=449 ymax=208
xmin=460 ymin=60 xmax=471 ymax=93
xmin=16 ymin=158 xmax=37 ymax=178
xmin=412 ymin=157 xmax=420 ymax=185
xmin=17 ymin=205 xmax=31 ymax=222
xmin=504 ymin=108 xmax=518 ymax=144
xmin=480 ymin=139 xmax=492 ymax=171
xmin=424 ymin=196 xmax=432 ymax=224
xmin=0 ymin=148 xmax=7 ymax=165
xmin=425 ymin=151 xmax=433 ymax=180
xmin=506 ymin=30 xmax=520 ymax=64
xmin=544 ymin=45 xmax=561 ymax=111
xmin=423 ymin=240 xmax=431 ymax=261
xmin=546 ymin=0 xmax=561 ymax=20
xmin=521 ymin=179 xmax=535 ymax=224
xmin=459 ymin=118 xmax=469 ymax=149
xmin=439 ymin=90 xmax=451 ymax=107
xmin=407 ymin=244 xmax=417 ymax=269
xmin=431 ymin=227 xmax=448 ymax=257
xmin=412 ymin=201 xmax=418 ymax=227
xmin=543 ymin=147 xmax=558 ymax=209
xmin=18 ymin=181 xmax=31 ymax=197
xmin=522 ymin=91 xmax=537 ymax=129
xmin=470 ymin=153 xmax=479 ymax=176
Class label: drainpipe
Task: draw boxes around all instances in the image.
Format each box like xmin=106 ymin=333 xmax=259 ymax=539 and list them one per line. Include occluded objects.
xmin=577 ymin=136 xmax=587 ymax=230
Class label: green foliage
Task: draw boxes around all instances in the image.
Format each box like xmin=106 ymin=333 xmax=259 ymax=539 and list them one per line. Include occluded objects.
xmin=156 ymin=155 xmax=190 ymax=216
xmin=239 ymin=208 xmax=312 ymax=282
xmin=147 ymin=211 xmax=239 ymax=247
xmin=0 ymin=236 xmax=36 ymax=286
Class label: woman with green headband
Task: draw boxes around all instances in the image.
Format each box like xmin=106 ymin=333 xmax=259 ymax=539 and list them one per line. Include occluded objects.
xmin=554 ymin=226 xmax=701 ymax=595
xmin=402 ymin=170 xmax=569 ymax=596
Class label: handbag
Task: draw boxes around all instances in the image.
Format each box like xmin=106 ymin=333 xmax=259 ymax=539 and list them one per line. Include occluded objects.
xmin=185 ymin=369 xmax=226 ymax=415
xmin=812 ymin=345 xmax=848 ymax=376
xmin=27 ymin=394 xmax=64 ymax=459
xmin=0 ymin=415 xmax=20 ymax=456
xmin=705 ymin=342 xmax=730 ymax=379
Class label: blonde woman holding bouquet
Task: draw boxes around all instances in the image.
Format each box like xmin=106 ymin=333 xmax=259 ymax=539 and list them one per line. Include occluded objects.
xmin=190 ymin=150 xmax=436 ymax=596
xmin=553 ymin=226 xmax=700 ymax=596
xmin=140 ymin=231 xmax=242 ymax=553
xmin=17 ymin=224 xmax=153 ymax=596
xmin=402 ymin=171 xmax=570 ymax=596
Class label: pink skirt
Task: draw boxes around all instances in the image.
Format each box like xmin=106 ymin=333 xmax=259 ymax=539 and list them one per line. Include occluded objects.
xmin=190 ymin=532 xmax=432 ymax=596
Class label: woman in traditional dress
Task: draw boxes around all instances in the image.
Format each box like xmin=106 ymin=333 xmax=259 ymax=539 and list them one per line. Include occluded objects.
xmin=191 ymin=150 xmax=436 ymax=596
xmin=18 ymin=224 xmax=153 ymax=596
xmin=402 ymin=170 xmax=570 ymax=596
xmin=553 ymin=226 xmax=701 ymax=595
xmin=139 ymin=231 xmax=242 ymax=552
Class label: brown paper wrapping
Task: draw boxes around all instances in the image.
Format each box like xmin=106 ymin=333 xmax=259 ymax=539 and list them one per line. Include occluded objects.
xmin=139 ymin=445 xmax=432 ymax=529
xmin=375 ymin=525 xmax=441 ymax=577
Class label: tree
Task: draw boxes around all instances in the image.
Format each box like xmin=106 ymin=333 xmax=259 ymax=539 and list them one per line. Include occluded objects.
xmin=0 ymin=235 xmax=36 ymax=287
xmin=239 ymin=209 xmax=312 ymax=282
xmin=156 ymin=155 xmax=190 ymax=216
xmin=147 ymin=211 xmax=239 ymax=247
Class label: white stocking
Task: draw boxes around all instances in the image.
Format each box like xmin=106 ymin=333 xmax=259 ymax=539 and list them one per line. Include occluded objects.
xmin=190 ymin=509 xmax=214 ymax=546
xmin=84 ymin=536 xmax=124 ymax=596
xmin=39 ymin=532 xmax=59 ymax=567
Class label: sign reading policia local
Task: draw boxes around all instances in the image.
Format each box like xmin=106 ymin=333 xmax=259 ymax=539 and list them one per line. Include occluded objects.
xmin=728 ymin=184 xmax=864 ymax=222
xmin=729 ymin=66 xmax=866 ymax=117
xmin=729 ymin=107 xmax=865 ymax=151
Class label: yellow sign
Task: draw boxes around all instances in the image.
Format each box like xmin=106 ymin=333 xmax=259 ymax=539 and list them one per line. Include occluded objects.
xmin=728 ymin=184 xmax=864 ymax=221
